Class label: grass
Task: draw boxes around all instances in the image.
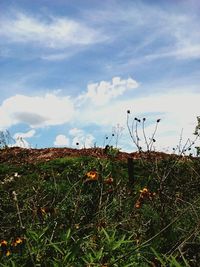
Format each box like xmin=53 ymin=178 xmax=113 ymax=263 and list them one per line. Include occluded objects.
xmin=0 ymin=151 xmax=200 ymax=266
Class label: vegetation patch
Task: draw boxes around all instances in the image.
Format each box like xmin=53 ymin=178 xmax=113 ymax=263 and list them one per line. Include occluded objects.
xmin=0 ymin=150 xmax=200 ymax=266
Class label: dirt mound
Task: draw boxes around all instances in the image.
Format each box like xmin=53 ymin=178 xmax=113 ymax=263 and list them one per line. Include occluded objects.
xmin=0 ymin=147 xmax=178 ymax=165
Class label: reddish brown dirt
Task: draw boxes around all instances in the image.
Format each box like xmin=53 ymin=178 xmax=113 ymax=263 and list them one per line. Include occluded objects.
xmin=0 ymin=147 xmax=181 ymax=165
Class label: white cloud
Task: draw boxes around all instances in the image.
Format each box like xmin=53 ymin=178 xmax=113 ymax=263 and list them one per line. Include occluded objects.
xmin=11 ymin=129 xmax=36 ymax=148
xmin=76 ymin=89 xmax=200 ymax=152
xmin=77 ymin=77 xmax=139 ymax=106
xmin=13 ymin=129 xmax=36 ymax=139
xmin=0 ymin=12 xmax=105 ymax=49
xmin=69 ymin=127 xmax=95 ymax=148
xmin=54 ymin=134 xmax=70 ymax=146
xmin=13 ymin=137 xmax=30 ymax=149
xmin=69 ymin=128 xmax=84 ymax=137
xmin=0 ymin=93 xmax=74 ymax=129
xmin=41 ymin=52 xmax=73 ymax=61
xmin=0 ymin=76 xmax=199 ymax=153
xmin=97 ymin=2 xmax=200 ymax=64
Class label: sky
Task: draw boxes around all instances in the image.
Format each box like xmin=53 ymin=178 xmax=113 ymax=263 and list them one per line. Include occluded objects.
xmin=0 ymin=0 xmax=200 ymax=153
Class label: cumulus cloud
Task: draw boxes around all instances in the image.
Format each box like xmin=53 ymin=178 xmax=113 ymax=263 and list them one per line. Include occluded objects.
xmin=77 ymin=77 xmax=139 ymax=106
xmin=54 ymin=134 xmax=70 ymax=146
xmin=14 ymin=112 xmax=47 ymax=126
xmin=0 ymin=93 xmax=74 ymax=128
xmin=0 ymin=76 xmax=199 ymax=153
xmin=12 ymin=129 xmax=36 ymax=148
xmin=78 ymin=90 xmax=199 ymax=126
xmin=0 ymin=12 xmax=105 ymax=49
xmin=76 ymin=89 xmax=200 ymax=151
xmin=69 ymin=127 xmax=95 ymax=148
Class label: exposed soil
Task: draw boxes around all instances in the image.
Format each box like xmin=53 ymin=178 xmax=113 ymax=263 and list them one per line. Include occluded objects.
xmin=0 ymin=146 xmax=184 ymax=165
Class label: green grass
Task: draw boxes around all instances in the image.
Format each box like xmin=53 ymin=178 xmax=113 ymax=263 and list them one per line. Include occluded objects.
xmin=0 ymin=153 xmax=200 ymax=266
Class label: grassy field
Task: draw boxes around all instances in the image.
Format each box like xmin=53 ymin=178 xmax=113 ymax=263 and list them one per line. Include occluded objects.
xmin=0 ymin=147 xmax=200 ymax=266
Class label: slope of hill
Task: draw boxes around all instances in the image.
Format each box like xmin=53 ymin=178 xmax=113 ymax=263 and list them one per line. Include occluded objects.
xmin=0 ymin=147 xmax=199 ymax=266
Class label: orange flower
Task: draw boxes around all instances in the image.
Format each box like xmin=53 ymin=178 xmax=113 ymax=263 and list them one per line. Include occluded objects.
xmin=135 ymin=200 xmax=141 ymax=209
xmin=86 ymin=171 xmax=98 ymax=181
xmin=135 ymin=187 xmax=156 ymax=209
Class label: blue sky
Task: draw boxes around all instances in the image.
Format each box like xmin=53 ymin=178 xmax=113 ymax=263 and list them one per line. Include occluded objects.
xmin=0 ymin=0 xmax=200 ymax=153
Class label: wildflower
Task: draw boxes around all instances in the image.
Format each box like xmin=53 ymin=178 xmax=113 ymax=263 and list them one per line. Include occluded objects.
xmin=0 ymin=240 xmax=8 ymax=247
xmin=135 ymin=201 xmax=141 ymax=209
xmin=139 ymin=187 xmax=156 ymax=200
xmin=140 ymin=187 xmax=148 ymax=194
xmin=104 ymin=177 xmax=114 ymax=185
xmin=13 ymin=237 xmax=23 ymax=246
xmin=135 ymin=187 xmax=156 ymax=209
xmin=41 ymin=208 xmax=46 ymax=215
xmin=6 ymin=250 xmax=11 ymax=256
xmin=74 ymin=224 xmax=80 ymax=229
xmin=0 ymin=240 xmax=9 ymax=255
xmin=14 ymin=172 xmax=21 ymax=178
xmin=86 ymin=171 xmax=98 ymax=181
xmin=143 ymin=118 xmax=146 ymax=121
xmin=156 ymin=119 xmax=161 ymax=123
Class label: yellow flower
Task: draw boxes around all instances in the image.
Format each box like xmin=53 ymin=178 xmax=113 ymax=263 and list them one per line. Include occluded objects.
xmin=0 ymin=240 xmax=7 ymax=246
xmin=16 ymin=237 xmax=23 ymax=245
xmin=41 ymin=208 xmax=46 ymax=215
xmin=86 ymin=171 xmax=98 ymax=181
xmin=139 ymin=187 xmax=151 ymax=199
xmin=140 ymin=187 xmax=148 ymax=193
xmin=6 ymin=250 xmax=11 ymax=256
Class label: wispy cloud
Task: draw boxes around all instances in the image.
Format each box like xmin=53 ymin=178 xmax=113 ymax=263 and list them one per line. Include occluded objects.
xmin=0 ymin=9 xmax=108 ymax=61
xmin=13 ymin=129 xmax=36 ymax=139
xmin=0 ymin=11 xmax=105 ymax=48
xmin=91 ymin=1 xmax=200 ymax=68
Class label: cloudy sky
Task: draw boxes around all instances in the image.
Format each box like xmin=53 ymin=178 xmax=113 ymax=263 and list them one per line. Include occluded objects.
xmin=0 ymin=0 xmax=200 ymax=153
